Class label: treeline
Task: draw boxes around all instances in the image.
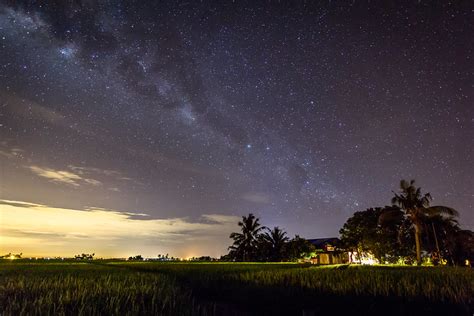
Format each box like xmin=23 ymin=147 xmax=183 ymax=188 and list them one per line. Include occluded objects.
xmin=226 ymin=180 xmax=473 ymax=265
xmin=0 ymin=253 xmax=22 ymax=259
xmin=340 ymin=180 xmax=473 ymax=265
xmin=222 ymin=214 xmax=315 ymax=262
xmin=340 ymin=206 xmax=474 ymax=265
xmin=75 ymin=253 xmax=94 ymax=260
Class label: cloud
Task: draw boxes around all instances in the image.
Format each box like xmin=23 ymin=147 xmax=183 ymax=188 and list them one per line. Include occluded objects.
xmin=68 ymin=166 xmax=122 ymax=177
xmin=0 ymin=200 xmax=42 ymax=208
xmin=68 ymin=165 xmax=139 ymax=184
xmin=68 ymin=165 xmax=143 ymax=185
xmin=0 ymin=141 xmax=25 ymax=160
xmin=25 ymin=164 xmax=139 ymax=189
xmin=27 ymin=166 xmax=102 ymax=187
xmin=0 ymin=199 xmax=239 ymax=258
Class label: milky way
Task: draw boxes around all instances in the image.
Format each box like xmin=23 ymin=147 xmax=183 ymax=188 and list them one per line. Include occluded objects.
xmin=0 ymin=2 xmax=472 ymax=256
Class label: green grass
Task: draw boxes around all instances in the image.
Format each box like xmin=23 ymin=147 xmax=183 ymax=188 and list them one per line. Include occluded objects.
xmin=0 ymin=261 xmax=472 ymax=315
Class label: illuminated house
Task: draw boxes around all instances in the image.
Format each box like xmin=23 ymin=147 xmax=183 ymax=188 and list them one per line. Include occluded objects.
xmin=307 ymin=238 xmax=349 ymax=264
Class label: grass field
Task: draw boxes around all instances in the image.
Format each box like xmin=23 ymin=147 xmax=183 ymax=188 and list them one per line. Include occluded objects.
xmin=0 ymin=261 xmax=472 ymax=315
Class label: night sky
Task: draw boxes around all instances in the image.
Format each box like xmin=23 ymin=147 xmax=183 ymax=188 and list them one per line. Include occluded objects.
xmin=0 ymin=1 xmax=472 ymax=258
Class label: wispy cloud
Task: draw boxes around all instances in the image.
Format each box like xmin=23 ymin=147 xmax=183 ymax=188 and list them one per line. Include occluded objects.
xmin=0 ymin=141 xmax=25 ymax=160
xmin=1 ymin=141 xmax=136 ymax=190
xmin=68 ymin=166 xmax=122 ymax=177
xmin=25 ymin=164 xmax=138 ymax=189
xmin=27 ymin=166 xmax=102 ymax=187
xmin=0 ymin=200 xmax=239 ymax=258
xmin=68 ymin=165 xmax=141 ymax=184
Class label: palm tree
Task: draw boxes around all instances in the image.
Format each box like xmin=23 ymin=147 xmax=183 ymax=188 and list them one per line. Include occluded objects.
xmin=229 ymin=213 xmax=265 ymax=261
xmin=390 ymin=179 xmax=458 ymax=265
xmin=424 ymin=214 xmax=459 ymax=264
xmin=262 ymin=226 xmax=289 ymax=261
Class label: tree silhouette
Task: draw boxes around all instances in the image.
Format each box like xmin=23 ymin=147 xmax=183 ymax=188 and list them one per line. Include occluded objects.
xmin=423 ymin=213 xmax=459 ymax=264
xmin=75 ymin=253 xmax=94 ymax=260
xmin=387 ymin=179 xmax=458 ymax=265
xmin=450 ymin=230 xmax=474 ymax=266
xmin=262 ymin=226 xmax=289 ymax=261
xmin=340 ymin=207 xmax=402 ymax=263
xmin=229 ymin=213 xmax=265 ymax=261
xmin=284 ymin=235 xmax=315 ymax=261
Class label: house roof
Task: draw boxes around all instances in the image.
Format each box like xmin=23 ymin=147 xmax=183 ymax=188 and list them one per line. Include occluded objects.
xmin=307 ymin=237 xmax=340 ymax=248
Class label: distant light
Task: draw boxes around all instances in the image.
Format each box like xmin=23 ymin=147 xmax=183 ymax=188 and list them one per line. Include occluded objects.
xmin=246 ymin=144 xmax=252 ymax=149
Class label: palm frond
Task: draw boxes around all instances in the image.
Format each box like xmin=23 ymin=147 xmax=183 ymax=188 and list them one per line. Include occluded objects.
xmin=425 ymin=206 xmax=459 ymax=217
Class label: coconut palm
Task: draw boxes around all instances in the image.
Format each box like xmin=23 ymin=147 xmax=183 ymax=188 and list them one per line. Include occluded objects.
xmin=262 ymin=226 xmax=289 ymax=261
xmin=424 ymin=214 xmax=459 ymax=264
xmin=390 ymin=179 xmax=458 ymax=265
xmin=229 ymin=213 xmax=265 ymax=261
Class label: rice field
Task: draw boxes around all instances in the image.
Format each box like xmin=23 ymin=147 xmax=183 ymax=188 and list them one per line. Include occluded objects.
xmin=0 ymin=261 xmax=472 ymax=315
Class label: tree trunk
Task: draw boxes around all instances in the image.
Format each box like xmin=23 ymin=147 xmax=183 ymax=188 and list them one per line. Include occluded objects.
xmin=431 ymin=222 xmax=440 ymax=255
xmin=414 ymin=223 xmax=422 ymax=265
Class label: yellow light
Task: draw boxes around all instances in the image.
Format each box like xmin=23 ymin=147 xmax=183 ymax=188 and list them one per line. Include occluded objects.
xmin=348 ymin=251 xmax=378 ymax=265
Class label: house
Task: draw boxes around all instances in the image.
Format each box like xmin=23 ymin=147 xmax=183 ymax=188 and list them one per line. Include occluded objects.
xmin=306 ymin=238 xmax=349 ymax=264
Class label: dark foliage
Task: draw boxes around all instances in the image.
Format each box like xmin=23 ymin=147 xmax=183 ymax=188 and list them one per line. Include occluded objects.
xmin=390 ymin=179 xmax=459 ymax=265
xmin=75 ymin=253 xmax=95 ymax=260
xmin=128 ymin=255 xmax=143 ymax=261
xmin=228 ymin=214 xmax=313 ymax=261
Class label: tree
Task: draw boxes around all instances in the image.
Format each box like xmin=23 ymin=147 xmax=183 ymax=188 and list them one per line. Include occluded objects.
xmin=261 ymin=226 xmax=289 ymax=261
xmin=421 ymin=213 xmax=459 ymax=264
xmin=340 ymin=207 xmax=402 ymax=263
xmin=450 ymin=230 xmax=474 ymax=266
xmin=284 ymin=235 xmax=315 ymax=261
xmin=75 ymin=253 xmax=95 ymax=260
xmin=389 ymin=179 xmax=458 ymax=265
xmin=228 ymin=213 xmax=265 ymax=261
